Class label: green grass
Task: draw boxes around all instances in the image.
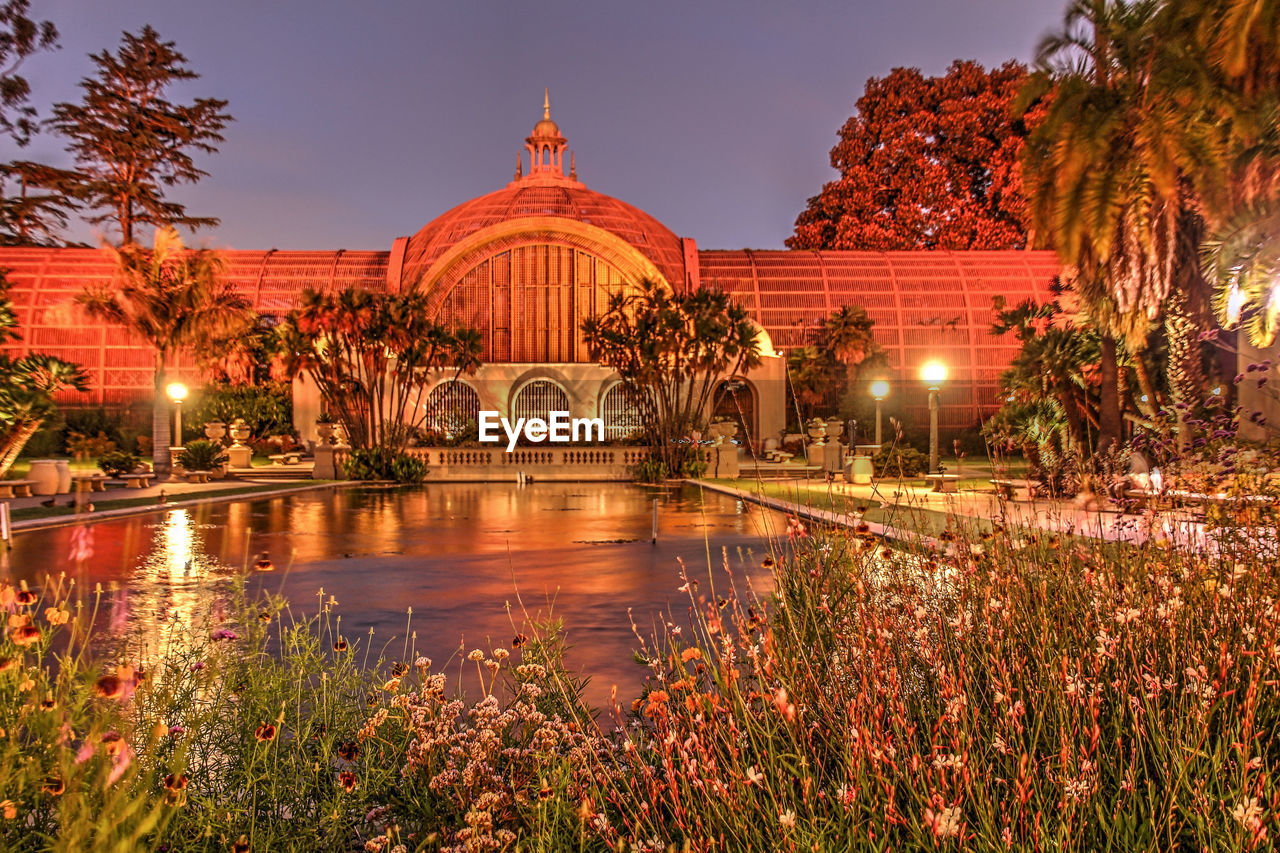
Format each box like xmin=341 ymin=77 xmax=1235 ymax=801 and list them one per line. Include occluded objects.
xmin=10 ymin=480 xmax=328 ymax=522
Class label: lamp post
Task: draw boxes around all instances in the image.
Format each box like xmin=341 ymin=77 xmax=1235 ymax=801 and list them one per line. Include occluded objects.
xmin=166 ymin=381 xmax=188 ymax=456
xmin=920 ymin=361 xmax=947 ymax=474
xmin=869 ymin=379 xmax=890 ymax=447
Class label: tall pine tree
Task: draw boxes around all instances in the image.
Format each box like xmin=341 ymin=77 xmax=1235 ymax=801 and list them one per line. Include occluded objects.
xmin=0 ymin=160 xmax=81 ymax=245
xmin=51 ymin=26 xmax=231 ymax=245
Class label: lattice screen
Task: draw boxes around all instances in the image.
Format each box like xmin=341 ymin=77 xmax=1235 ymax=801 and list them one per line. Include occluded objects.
xmin=599 ymin=382 xmax=646 ymax=440
xmin=511 ymin=380 xmax=570 ymax=422
xmin=424 ymin=381 xmax=481 ymax=437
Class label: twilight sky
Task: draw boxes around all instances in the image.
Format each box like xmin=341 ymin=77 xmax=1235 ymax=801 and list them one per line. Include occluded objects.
xmin=16 ymin=0 xmax=1066 ymax=251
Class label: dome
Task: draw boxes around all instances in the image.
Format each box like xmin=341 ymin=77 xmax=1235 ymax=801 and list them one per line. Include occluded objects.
xmin=399 ymin=180 xmax=687 ymax=290
xmin=531 ymin=117 xmax=561 ymax=139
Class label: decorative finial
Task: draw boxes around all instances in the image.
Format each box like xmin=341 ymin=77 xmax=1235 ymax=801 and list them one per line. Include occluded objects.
xmin=569 ymin=150 xmax=576 ymax=180
xmin=543 ymin=87 xmax=550 ymax=120
xmin=515 ymin=152 xmax=522 ymax=180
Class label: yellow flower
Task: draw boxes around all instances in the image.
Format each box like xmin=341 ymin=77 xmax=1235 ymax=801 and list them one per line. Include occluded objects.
xmin=0 ymin=799 xmax=15 ymax=820
xmin=44 ymin=608 xmax=69 ymax=626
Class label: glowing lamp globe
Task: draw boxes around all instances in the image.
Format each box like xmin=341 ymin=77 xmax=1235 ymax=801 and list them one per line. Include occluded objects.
xmin=869 ymin=379 xmax=890 ymax=400
xmin=166 ymin=382 xmax=189 ymax=403
xmin=920 ymin=361 xmax=948 ymax=388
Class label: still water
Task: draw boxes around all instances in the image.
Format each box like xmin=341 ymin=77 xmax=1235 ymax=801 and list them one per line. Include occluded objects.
xmin=3 ymin=483 xmax=787 ymax=707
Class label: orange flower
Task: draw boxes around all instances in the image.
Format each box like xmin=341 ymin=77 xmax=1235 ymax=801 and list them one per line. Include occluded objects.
xmin=0 ymin=656 xmax=17 ymax=673
xmin=14 ymin=589 xmax=36 ymax=606
xmin=333 ymin=638 xmax=348 ymax=652
xmin=40 ymin=776 xmax=64 ymax=796
xmin=94 ymin=674 xmax=124 ymax=700
xmin=163 ymin=773 xmax=189 ymax=791
xmin=337 ymin=741 xmax=360 ymax=761
xmin=44 ymin=608 xmax=69 ymax=626
xmin=0 ymin=799 xmax=15 ymax=820
xmin=254 ymin=723 xmax=277 ymax=742
xmin=231 ymin=835 xmax=251 ymax=853
xmin=681 ymin=648 xmax=702 ymax=663
xmin=338 ymin=771 xmax=357 ymax=793
xmin=10 ymin=625 xmax=40 ymax=647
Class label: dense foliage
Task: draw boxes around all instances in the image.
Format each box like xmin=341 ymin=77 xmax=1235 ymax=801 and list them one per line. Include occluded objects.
xmin=176 ymin=439 xmax=228 ymax=472
xmin=77 ymin=228 xmax=251 ymax=474
xmin=0 ymin=276 xmax=87 ymax=476
xmin=275 ymin=288 xmax=482 ymax=456
xmin=342 ymin=447 xmax=428 ymax=483
xmin=789 ymin=61 xmax=1046 ymax=251
xmin=582 ymin=279 xmax=760 ymax=477
xmin=785 ymin=305 xmax=884 ymax=421
xmin=0 ymin=0 xmax=58 ymax=146
xmin=187 ymin=382 xmax=292 ymax=443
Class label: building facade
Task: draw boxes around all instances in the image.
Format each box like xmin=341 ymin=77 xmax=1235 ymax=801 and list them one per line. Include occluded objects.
xmin=0 ymin=96 xmax=1069 ymax=448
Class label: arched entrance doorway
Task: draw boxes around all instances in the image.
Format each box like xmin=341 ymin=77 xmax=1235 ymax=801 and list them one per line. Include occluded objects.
xmin=713 ymin=379 xmax=756 ymax=451
xmin=424 ymin=380 xmax=480 ymax=439
xmin=599 ymin=382 xmax=647 ymax=441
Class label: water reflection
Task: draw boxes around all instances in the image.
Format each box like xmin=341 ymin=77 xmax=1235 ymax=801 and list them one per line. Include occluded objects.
xmin=4 ymin=484 xmax=787 ymax=706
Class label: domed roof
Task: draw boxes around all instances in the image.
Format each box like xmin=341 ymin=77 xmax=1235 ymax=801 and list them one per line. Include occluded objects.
xmin=399 ymin=180 xmax=687 ymax=290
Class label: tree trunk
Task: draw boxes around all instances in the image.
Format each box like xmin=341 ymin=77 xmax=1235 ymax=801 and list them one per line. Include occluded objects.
xmin=1097 ymin=333 xmax=1122 ymax=454
xmin=1165 ymin=211 xmax=1214 ymax=450
xmin=0 ymin=421 xmax=42 ymax=479
xmin=153 ymin=351 xmax=171 ymax=475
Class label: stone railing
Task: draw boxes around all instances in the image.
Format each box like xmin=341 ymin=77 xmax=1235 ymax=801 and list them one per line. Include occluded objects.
xmin=404 ymin=446 xmax=653 ymax=482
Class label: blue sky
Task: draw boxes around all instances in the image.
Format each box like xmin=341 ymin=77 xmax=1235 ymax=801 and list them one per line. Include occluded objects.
xmin=15 ymin=0 xmax=1066 ymax=251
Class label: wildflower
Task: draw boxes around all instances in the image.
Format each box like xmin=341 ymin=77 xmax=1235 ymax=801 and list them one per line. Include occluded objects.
xmin=762 ymin=557 xmax=775 ymax=568
xmin=779 ymin=809 xmax=796 ymax=828
xmin=391 ymin=661 xmax=409 ymax=677
xmin=163 ymin=773 xmax=188 ymax=792
xmin=338 ymin=771 xmax=358 ymax=793
xmin=745 ymin=766 xmax=765 ymax=786
xmin=0 ymin=799 xmax=15 ymax=820
xmin=467 ymin=649 xmax=485 ymax=662
xmin=44 ymin=607 xmax=69 ymax=626
xmin=40 ymin=776 xmax=64 ymax=796
xmin=232 ymin=835 xmax=251 ymax=853
xmin=1114 ymin=608 xmax=1141 ymax=625
xmin=211 ymin=629 xmax=239 ymax=641
xmin=255 ymin=723 xmax=277 ymax=742
xmin=1232 ymin=797 xmax=1265 ymax=833
xmin=94 ymin=674 xmax=124 ymax=700
xmin=511 ymin=633 xmax=528 ymax=648
xmin=0 ymin=657 xmax=16 ymax=673
xmin=493 ymin=648 xmax=509 ymax=662
xmin=925 ymin=805 xmax=962 ymax=838
xmin=333 ymin=638 xmax=348 ymax=651
xmin=681 ymin=647 xmax=702 ymax=663
xmin=338 ymin=741 xmax=360 ymax=761
xmin=14 ymin=589 xmax=36 ymax=606
xmin=10 ymin=625 xmax=40 ymax=647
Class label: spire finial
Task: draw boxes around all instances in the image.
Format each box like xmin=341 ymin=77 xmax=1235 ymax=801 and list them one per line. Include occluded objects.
xmin=569 ymin=150 xmax=576 ymax=180
xmin=515 ymin=151 xmax=523 ymax=180
xmin=543 ymin=87 xmax=550 ymax=119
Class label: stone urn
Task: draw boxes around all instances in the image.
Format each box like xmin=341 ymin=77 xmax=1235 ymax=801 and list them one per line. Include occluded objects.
xmin=824 ymin=418 xmax=844 ymax=442
xmin=27 ymin=459 xmax=60 ymax=496
xmin=708 ymin=421 xmax=736 ymax=444
xmin=204 ymin=421 xmax=226 ymax=443
xmin=316 ymin=420 xmax=336 ymax=444
xmin=228 ymin=418 xmax=251 ymax=446
xmin=806 ymin=421 xmax=828 ymax=445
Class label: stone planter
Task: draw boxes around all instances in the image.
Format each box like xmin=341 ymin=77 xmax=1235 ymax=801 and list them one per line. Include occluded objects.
xmin=28 ymin=459 xmax=60 ymax=496
xmin=807 ymin=424 xmax=827 ymax=444
xmin=229 ymin=418 xmax=251 ymax=446
xmin=316 ymin=422 xmax=336 ymax=444
xmin=204 ymin=421 xmax=226 ymax=442
xmin=824 ymin=418 xmax=844 ymax=441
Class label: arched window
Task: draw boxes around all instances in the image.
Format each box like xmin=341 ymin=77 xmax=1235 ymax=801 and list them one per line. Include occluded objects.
xmin=714 ymin=379 xmax=756 ymax=445
xmin=424 ymin=381 xmax=480 ymax=438
xmin=511 ymin=379 xmax=569 ymax=422
xmin=599 ymin=382 xmax=647 ymax=441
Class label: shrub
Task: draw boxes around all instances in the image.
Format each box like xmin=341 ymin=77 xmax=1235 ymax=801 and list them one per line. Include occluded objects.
xmin=65 ymin=430 xmax=117 ymax=461
xmin=97 ymin=450 xmax=140 ymax=476
xmin=872 ymin=443 xmax=928 ymax=477
xmin=176 ymin=439 xmax=229 ymax=471
xmin=188 ymin=382 xmax=292 ymax=441
xmin=59 ymin=407 xmax=125 ymax=453
xmin=631 ymin=455 xmax=668 ymax=483
xmin=344 ymin=447 xmax=427 ymax=483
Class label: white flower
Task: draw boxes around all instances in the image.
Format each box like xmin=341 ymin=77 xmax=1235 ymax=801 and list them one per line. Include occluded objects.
xmin=779 ymin=809 xmax=796 ymax=828
xmin=745 ymin=765 xmax=764 ymax=786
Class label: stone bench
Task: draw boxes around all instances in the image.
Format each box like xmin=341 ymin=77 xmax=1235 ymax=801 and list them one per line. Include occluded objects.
xmin=0 ymin=479 xmax=36 ymax=499
xmin=71 ymin=473 xmax=110 ymax=492
xmin=268 ymin=453 xmax=302 ymax=466
xmin=924 ymin=473 xmax=961 ymax=493
xmin=118 ymin=473 xmax=156 ymax=489
xmin=182 ymin=470 xmax=212 ymax=484
xmin=990 ymin=478 xmax=1036 ymax=500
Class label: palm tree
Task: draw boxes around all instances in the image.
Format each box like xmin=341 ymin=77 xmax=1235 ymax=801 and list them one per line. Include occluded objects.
xmin=78 ymin=227 xmax=251 ymax=474
xmin=1022 ymin=0 xmax=1221 ymax=448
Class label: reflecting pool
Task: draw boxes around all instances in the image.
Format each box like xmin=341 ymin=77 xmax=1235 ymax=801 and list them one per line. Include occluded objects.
xmin=3 ymin=483 xmax=787 ymax=707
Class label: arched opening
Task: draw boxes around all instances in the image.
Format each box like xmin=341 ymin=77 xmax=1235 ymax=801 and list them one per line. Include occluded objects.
xmin=599 ymin=382 xmax=648 ymax=441
xmin=714 ymin=378 xmax=756 ymax=451
xmin=424 ymin=380 xmax=480 ymax=440
xmin=511 ymin=379 xmax=569 ymax=422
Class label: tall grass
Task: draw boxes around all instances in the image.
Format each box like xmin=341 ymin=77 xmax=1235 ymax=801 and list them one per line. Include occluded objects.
xmin=1 ymin=489 xmax=1278 ymax=851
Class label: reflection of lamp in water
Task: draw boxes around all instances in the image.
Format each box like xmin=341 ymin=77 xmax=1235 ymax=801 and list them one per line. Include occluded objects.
xmin=919 ymin=361 xmax=948 ymax=474
xmin=869 ymin=379 xmax=890 ymax=446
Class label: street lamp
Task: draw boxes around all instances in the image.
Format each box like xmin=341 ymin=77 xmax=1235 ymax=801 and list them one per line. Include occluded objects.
xmin=920 ymin=361 xmax=948 ymax=474
xmin=166 ymin=381 xmax=189 ymax=446
xmin=869 ymin=379 xmax=890 ymax=447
